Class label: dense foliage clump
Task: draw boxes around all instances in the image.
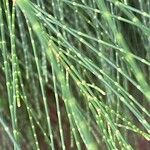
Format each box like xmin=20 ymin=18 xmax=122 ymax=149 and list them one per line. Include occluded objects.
xmin=0 ymin=0 xmax=150 ymax=149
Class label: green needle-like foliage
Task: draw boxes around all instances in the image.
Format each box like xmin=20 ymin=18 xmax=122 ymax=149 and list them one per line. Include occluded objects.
xmin=0 ymin=0 xmax=150 ymax=149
